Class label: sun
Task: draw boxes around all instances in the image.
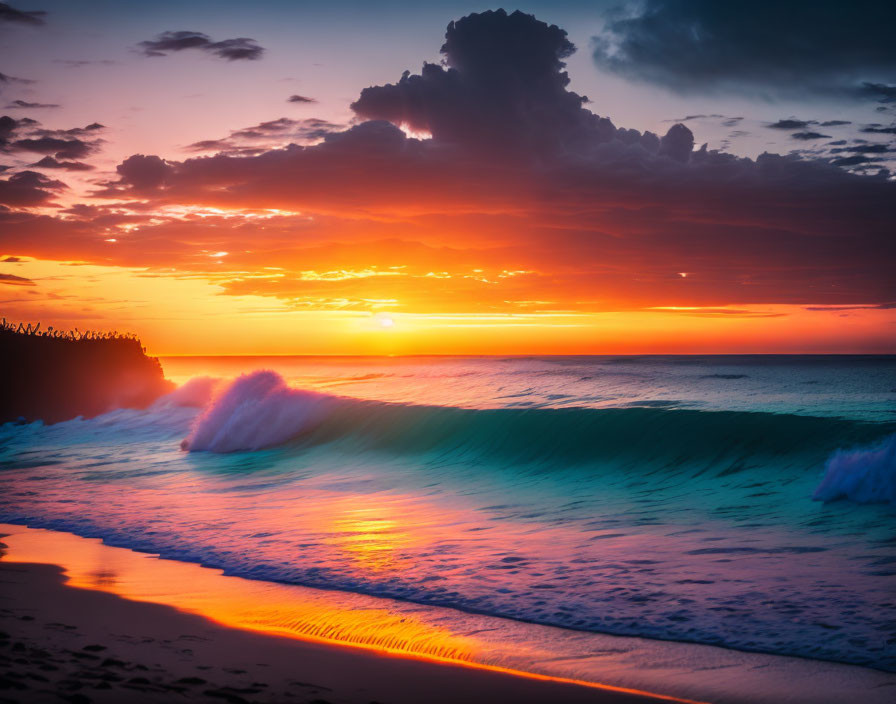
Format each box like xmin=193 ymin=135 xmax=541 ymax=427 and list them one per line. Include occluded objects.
xmin=378 ymin=315 xmax=395 ymax=329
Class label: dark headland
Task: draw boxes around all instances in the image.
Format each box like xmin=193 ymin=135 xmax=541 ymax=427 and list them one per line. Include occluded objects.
xmin=1 ymin=319 xmax=173 ymax=424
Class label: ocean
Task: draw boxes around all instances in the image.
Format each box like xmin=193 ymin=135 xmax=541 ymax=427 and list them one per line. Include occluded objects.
xmin=1 ymin=355 xmax=894 ymax=682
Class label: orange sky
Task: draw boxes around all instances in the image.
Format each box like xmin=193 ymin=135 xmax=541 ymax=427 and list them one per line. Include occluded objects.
xmin=1 ymin=258 xmax=893 ymax=355
xmin=1 ymin=7 xmax=894 ymax=354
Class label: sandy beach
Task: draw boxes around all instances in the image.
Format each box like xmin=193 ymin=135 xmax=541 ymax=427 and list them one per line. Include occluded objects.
xmin=0 ymin=557 xmax=678 ymax=704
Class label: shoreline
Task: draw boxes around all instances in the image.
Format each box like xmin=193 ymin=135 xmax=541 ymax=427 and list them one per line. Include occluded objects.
xmin=0 ymin=564 xmax=674 ymax=704
xmin=2 ymin=562 xmax=655 ymax=704
xmin=2 ymin=523 xmax=895 ymax=704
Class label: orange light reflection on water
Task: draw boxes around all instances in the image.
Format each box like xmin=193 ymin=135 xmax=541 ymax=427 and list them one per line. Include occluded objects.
xmin=1 ymin=523 xmax=476 ymax=662
xmin=0 ymin=524 xmax=706 ymax=704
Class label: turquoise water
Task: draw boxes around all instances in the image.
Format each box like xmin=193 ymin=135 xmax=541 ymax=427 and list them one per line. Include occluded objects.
xmin=1 ymin=355 xmax=894 ymax=670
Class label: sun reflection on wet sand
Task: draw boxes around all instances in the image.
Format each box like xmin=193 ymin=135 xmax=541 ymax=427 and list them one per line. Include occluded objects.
xmin=0 ymin=523 xmax=710 ymax=704
xmin=0 ymin=523 xmax=476 ymax=662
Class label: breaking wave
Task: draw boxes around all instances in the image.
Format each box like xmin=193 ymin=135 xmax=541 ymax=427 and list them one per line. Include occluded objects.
xmin=181 ymin=371 xmax=336 ymax=452
xmin=813 ymin=433 xmax=896 ymax=504
xmin=181 ymin=373 xmax=894 ymax=499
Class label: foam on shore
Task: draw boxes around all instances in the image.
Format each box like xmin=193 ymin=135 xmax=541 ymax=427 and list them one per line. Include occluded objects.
xmin=2 ymin=522 xmax=894 ymax=704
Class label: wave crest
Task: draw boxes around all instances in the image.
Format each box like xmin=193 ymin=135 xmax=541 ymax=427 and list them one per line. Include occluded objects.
xmin=179 ymin=371 xmax=894 ymax=489
xmin=813 ymin=434 xmax=896 ymax=504
xmin=181 ymin=371 xmax=334 ymax=452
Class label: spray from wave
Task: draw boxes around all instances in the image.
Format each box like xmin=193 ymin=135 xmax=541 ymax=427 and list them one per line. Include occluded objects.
xmin=813 ymin=433 xmax=896 ymax=504
xmin=155 ymin=376 xmax=222 ymax=409
xmin=181 ymin=371 xmax=336 ymax=452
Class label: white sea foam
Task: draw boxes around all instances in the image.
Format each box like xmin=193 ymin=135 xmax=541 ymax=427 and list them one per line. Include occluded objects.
xmin=813 ymin=433 xmax=896 ymax=504
xmin=154 ymin=375 xmax=223 ymax=409
xmin=181 ymin=370 xmax=333 ymax=452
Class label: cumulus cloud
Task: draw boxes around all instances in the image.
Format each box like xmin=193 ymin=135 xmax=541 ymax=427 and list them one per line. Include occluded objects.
xmin=351 ymin=10 xmax=600 ymax=154
xmin=0 ymin=2 xmax=45 ymax=25
xmin=4 ymin=9 xmax=895 ymax=312
xmin=115 ymin=154 xmax=172 ymax=190
xmin=287 ymin=94 xmax=316 ymax=103
xmin=138 ymin=31 xmax=264 ymax=61
xmin=592 ymin=0 xmax=896 ymax=99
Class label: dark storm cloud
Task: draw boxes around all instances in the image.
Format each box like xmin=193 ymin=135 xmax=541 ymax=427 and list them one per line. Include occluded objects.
xmin=6 ymin=99 xmax=59 ymax=109
xmin=287 ymin=94 xmax=316 ymax=103
xmin=592 ymin=0 xmax=896 ymax=98
xmin=0 ymin=170 xmax=64 ymax=207
xmin=138 ymin=31 xmax=264 ymax=61
xmin=0 ymin=2 xmax=45 ymax=25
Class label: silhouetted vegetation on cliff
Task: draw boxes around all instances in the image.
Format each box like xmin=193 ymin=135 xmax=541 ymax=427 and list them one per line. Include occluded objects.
xmin=1 ymin=319 xmax=174 ymax=424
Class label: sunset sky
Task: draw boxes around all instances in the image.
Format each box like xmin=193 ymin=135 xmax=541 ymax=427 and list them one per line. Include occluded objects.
xmin=1 ymin=0 xmax=894 ymax=354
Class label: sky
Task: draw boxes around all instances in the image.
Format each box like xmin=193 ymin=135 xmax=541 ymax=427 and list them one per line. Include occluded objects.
xmin=1 ymin=0 xmax=894 ymax=354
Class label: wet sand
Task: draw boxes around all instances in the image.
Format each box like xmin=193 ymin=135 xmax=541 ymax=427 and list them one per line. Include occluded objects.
xmin=0 ymin=559 xmax=678 ymax=704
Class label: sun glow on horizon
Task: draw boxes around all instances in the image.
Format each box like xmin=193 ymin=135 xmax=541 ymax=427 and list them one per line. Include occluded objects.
xmin=0 ymin=256 xmax=893 ymax=356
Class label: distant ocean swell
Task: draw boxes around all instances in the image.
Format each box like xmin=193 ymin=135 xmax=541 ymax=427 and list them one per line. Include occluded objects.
xmin=182 ymin=371 xmax=896 ymax=504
